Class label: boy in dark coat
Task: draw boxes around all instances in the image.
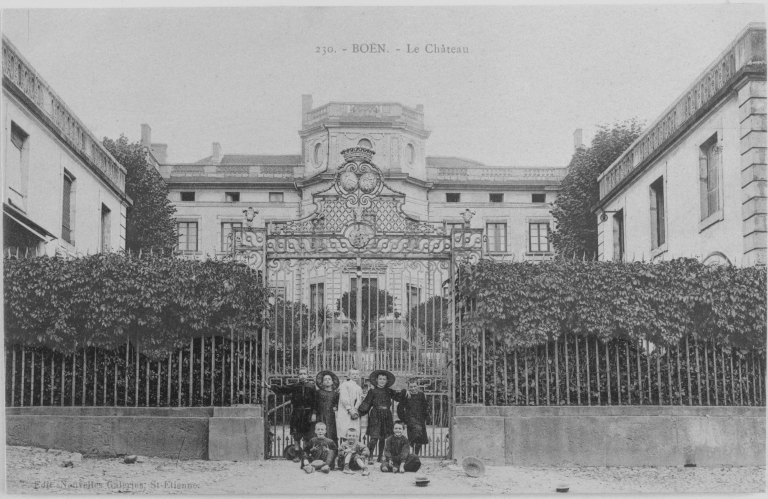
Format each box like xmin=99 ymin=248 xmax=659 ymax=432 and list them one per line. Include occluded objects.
xmin=396 ymin=380 xmax=430 ymax=455
xmin=265 ymin=367 xmax=316 ymax=462
xmin=300 ymin=422 xmax=337 ymax=474
xmin=358 ymin=370 xmax=403 ymax=464
xmin=380 ymin=420 xmax=421 ymax=473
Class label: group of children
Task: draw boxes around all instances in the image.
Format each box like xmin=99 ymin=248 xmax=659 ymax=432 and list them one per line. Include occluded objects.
xmin=266 ymin=367 xmax=428 ymax=475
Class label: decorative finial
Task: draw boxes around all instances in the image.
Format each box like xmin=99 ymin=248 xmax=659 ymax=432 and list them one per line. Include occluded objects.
xmin=460 ymin=209 xmax=476 ymax=225
xmin=243 ymin=207 xmax=258 ymax=226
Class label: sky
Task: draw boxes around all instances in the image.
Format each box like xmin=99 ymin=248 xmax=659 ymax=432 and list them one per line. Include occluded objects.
xmin=1 ymin=3 xmax=765 ymax=167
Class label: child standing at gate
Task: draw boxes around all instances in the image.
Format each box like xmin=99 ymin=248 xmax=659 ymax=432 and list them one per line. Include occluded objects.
xmin=357 ymin=370 xmax=404 ymax=464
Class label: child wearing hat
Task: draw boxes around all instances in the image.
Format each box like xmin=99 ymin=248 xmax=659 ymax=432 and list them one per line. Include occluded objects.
xmin=314 ymin=371 xmax=340 ymax=443
xmin=357 ymin=369 xmax=404 ymax=464
xmin=380 ymin=420 xmax=422 ymax=473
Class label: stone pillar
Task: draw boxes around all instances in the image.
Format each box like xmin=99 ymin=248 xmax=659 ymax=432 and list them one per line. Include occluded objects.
xmin=738 ymin=79 xmax=767 ymax=266
xmin=208 ymin=405 xmax=264 ymax=461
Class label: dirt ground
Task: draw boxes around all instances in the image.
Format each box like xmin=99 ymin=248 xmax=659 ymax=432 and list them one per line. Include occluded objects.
xmin=4 ymin=445 xmax=765 ymax=496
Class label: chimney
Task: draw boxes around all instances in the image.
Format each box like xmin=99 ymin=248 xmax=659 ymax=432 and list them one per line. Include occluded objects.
xmin=573 ymin=128 xmax=584 ymax=151
xmin=302 ymin=94 xmax=313 ymax=122
xmin=141 ymin=124 xmax=151 ymax=148
xmin=212 ymin=142 xmax=222 ymax=164
xmin=151 ymin=143 xmax=168 ymax=164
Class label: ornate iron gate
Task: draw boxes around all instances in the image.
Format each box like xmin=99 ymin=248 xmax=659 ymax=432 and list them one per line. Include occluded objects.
xmin=233 ymin=147 xmax=482 ymax=459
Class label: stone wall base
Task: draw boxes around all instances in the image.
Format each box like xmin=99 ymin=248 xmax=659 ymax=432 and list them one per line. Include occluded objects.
xmin=6 ymin=405 xmax=264 ymax=461
xmin=453 ymin=405 xmax=765 ymax=467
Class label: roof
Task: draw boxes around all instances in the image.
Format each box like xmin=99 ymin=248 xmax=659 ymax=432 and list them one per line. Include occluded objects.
xmin=426 ymin=156 xmax=486 ymax=168
xmin=195 ymin=154 xmax=302 ymax=165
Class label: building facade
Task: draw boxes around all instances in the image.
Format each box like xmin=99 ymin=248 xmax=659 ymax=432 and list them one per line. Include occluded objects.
xmin=595 ymin=24 xmax=766 ymax=266
xmin=2 ymin=36 xmax=131 ymax=257
xmin=156 ymin=95 xmax=565 ymax=261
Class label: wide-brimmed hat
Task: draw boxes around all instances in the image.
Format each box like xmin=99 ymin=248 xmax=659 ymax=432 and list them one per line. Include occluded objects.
xmin=282 ymin=445 xmax=297 ymax=460
xmin=415 ymin=474 xmax=430 ymax=487
xmin=316 ymin=370 xmax=340 ymax=390
xmin=369 ymin=369 xmax=396 ymax=388
xmin=462 ymin=456 xmax=486 ymax=478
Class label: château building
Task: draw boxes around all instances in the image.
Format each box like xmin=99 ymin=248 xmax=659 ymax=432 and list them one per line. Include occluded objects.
xmin=153 ymin=96 xmax=566 ymax=262
xmin=2 ymin=36 xmax=131 ymax=258
xmin=595 ymin=23 xmax=766 ymax=266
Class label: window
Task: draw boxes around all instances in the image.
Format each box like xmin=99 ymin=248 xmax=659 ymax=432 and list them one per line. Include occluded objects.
xmin=180 ymin=192 xmax=195 ymax=202
xmin=446 ymin=193 xmax=461 ymax=203
xmin=100 ymin=204 xmax=111 ymax=253
xmin=314 ymin=143 xmax=323 ymax=165
xmin=350 ymin=277 xmax=378 ymax=290
xmin=269 ymin=192 xmax=284 ymax=203
xmin=7 ymin=122 xmax=28 ymax=209
xmin=62 ymin=172 xmax=75 ymax=244
xmin=650 ymin=177 xmax=666 ymax=249
xmin=225 ymin=192 xmax=240 ymax=202
xmin=532 ymin=193 xmax=546 ymax=203
xmin=487 ymin=223 xmax=508 ymax=253
xmin=177 ymin=222 xmax=198 ymax=252
xmin=310 ymin=283 xmax=325 ymax=314
xmin=528 ymin=222 xmax=550 ymax=253
xmin=612 ymin=210 xmax=624 ymax=261
xmin=406 ymin=284 xmax=422 ymax=311
xmin=489 ymin=193 xmax=504 ymax=203
xmin=405 ymin=143 xmax=416 ymax=165
xmin=358 ymin=138 xmax=372 ymax=149
xmin=446 ymin=222 xmax=464 ymax=232
xmin=699 ymin=136 xmax=721 ymax=221
xmin=221 ymin=222 xmax=242 ymax=252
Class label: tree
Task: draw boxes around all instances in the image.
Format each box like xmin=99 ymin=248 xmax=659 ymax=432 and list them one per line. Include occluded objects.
xmin=103 ymin=135 xmax=177 ymax=251
xmin=337 ymin=285 xmax=395 ymax=348
xmin=550 ymin=119 xmax=644 ymax=258
xmin=406 ymin=295 xmax=451 ymax=345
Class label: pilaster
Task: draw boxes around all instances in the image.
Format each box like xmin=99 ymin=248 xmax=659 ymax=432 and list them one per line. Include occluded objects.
xmin=739 ymin=79 xmax=767 ymax=266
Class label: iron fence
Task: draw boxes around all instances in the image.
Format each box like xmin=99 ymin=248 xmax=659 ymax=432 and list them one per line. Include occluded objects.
xmin=456 ymin=331 xmax=765 ymax=407
xmin=6 ymin=333 xmax=261 ymax=407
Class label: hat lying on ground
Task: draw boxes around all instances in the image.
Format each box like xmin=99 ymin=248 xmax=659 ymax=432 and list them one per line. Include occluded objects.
xmin=316 ymin=370 xmax=340 ymax=390
xmin=462 ymin=456 xmax=485 ymax=478
xmin=283 ymin=445 xmax=297 ymax=460
xmin=369 ymin=369 xmax=396 ymax=388
xmin=415 ymin=474 xmax=430 ymax=487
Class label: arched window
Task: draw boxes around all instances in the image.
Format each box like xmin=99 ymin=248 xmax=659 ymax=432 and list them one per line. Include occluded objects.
xmin=405 ymin=143 xmax=416 ymax=165
xmin=357 ymin=138 xmax=372 ymax=149
xmin=314 ymin=143 xmax=323 ymax=166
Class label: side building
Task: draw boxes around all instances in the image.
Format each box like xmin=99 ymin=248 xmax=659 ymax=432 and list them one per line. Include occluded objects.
xmin=2 ymin=36 xmax=131 ymax=257
xmin=595 ymin=23 xmax=766 ymax=266
xmin=152 ymin=96 xmax=565 ymax=261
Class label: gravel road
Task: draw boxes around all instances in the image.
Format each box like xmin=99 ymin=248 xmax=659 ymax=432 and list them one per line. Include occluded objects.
xmin=5 ymin=445 xmax=764 ymax=495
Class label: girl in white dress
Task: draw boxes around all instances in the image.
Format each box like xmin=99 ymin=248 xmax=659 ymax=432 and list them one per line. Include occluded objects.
xmin=335 ymin=368 xmax=363 ymax=444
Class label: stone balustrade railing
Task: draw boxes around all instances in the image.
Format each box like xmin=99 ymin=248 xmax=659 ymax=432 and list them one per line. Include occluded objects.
xmin=598 ymin=25 xmax=766 ymax=200
xmin=303 ymin=101 xmax=424 ymax=128
xmin=2 ymin=37 xmax=126 ymax=193
xmin=167 ymin=164 xmax=301 ymax=178
xmin=429 ymin=166 xmax=567 ymax=182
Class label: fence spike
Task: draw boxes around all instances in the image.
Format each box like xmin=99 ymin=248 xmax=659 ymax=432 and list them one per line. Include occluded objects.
xmin=16 ymin=247 xmax=19 ymax=259
xmin=139 ymin=248 xmax=143 ymax=258
xmin=24 ymin=247 xmax=29 ymax=258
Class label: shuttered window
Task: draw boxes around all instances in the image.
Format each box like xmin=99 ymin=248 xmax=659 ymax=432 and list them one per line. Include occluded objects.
xmin=487 ymin=223 xmax=508 ymax=253
xmin=650 ymin=177 xmax=665 ymax=249
xmin=699 ymin=136 xmax=721 ymax=221
xmin=528 ymin=223 xmax=550 ymax=252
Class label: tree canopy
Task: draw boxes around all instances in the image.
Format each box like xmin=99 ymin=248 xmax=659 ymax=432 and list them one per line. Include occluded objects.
xmin=103 ymin=135 xmax=177 ymax=252
xmin=550 ymin=119 xmax=644 ymax=258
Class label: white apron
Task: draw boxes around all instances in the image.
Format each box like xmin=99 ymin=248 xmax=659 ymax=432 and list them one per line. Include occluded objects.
xmin=335 ymin=380 xmax=363 ymax=438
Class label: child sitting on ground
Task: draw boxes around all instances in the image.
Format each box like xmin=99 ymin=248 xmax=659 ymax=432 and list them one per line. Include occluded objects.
xmin=337 ymin=428 xmax=370 ymax=476
xmin=300 ymin=422 xmax=337 ymax=474
xmin=380 ymin=420 xmax=421 ymax=473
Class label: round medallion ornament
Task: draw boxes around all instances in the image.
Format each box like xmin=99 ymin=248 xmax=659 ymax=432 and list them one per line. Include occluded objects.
xmin=358 ymin=172 xmax=379 ymax=194
xmin=344 ymin=223 xmax=375 ymax=249
xmin=339 ymin=171 xmax=359 ymax=192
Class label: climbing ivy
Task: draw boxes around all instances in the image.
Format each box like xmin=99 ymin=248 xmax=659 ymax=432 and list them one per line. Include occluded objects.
xmin=4 ymin=253 xmax=268 ymax=359
xmin=458 ymin=258 xmax=766 ymax=351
